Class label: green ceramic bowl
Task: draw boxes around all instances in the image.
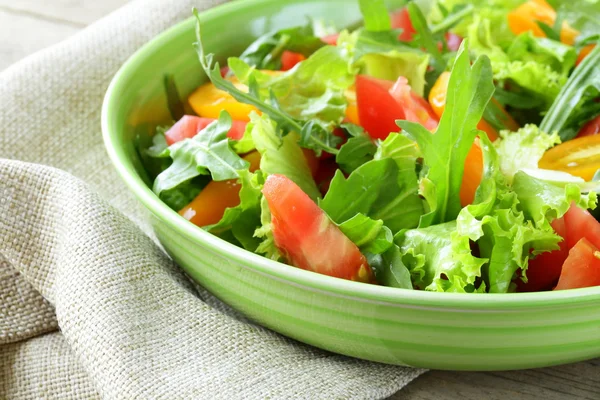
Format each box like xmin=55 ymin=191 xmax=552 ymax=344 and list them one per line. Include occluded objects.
xmin=102 ymin=0 xmax=600 ymax=370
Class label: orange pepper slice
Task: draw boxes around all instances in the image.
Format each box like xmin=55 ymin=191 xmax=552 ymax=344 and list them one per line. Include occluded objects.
xmin=188 ymin=78 xmax=258 ymax=122
xmin=507 ymin=0 xmax=579 ymax=46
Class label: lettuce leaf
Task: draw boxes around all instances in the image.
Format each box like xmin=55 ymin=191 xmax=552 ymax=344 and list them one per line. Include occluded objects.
xmin=494 ymin=124 xmax=561 ymax=184
xmin=249 ymin=113 xmax=320 ymax=201
xmin=254 ymin=196 xmax=283 ymax=261
xmin=320 ymin=158 xmax=423 ymax=232
xmin=153 ymin=111 xmax=249 ymax=196
xmin=336 ymin=124 xmax=376 ymax=174
xmin=158 ymin=176 xmax=209 ymax=211
xmin=204 ymin=170 xmax=265 ymax=251
xmin=398 ymin=40 xmax=495 ymax=227
xmin=366 ymin=245 xmax=414 ymax=289
xmin=337 ymin=213 xmax=394 ymax=255
xmin=359 ymin=0 xmax=392 ymax=32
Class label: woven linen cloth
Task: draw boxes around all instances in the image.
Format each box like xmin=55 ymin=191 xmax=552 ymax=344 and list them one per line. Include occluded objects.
xmin=0 ymin=0 xmax=425 ymax=399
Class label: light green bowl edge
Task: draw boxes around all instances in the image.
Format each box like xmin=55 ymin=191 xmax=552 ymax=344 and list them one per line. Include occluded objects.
xmin=101 ymin=0 xmax=600 ymax=312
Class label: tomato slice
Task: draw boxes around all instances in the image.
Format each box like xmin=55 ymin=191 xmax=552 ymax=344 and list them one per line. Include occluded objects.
xmin=301 ymin=148 xmax=320 ymax=178
xmin=554 ymin=238 xmax=600 ymax=290
xmin=389 ymin=77 xmax=439 ymax=131
xmin=179 ymin=152 xmax=261 ymax=226
xmin=391 ymin=7 xmax=416 ymax=42
xmin=517 ymin=217 xmax=568 ymax=292
xmin=262 ymin=174 xmax=374 ymax=282
xmin=165 ymin=115 xmax=248 ymax=146
xmin=563 ymin=205 xmax=600 ymax=250
xmin=538 ymin=134 xmax=600 ymax=181
xmin=577 ymin=115 xmax=600 ymax=138
xmin=321 ymin=33 xmax=340 ymax=45
xmin=356 ymin=75 xmax=405 ymax=140
xmin=281 ymin=51 xmax=305 ymax=71
xmin=314 ymin=159 xmax=339 ymax=196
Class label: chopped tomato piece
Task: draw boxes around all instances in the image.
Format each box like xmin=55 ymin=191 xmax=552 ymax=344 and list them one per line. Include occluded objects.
xmin=389 ymin=77 xmax=439 ymax=131
xmin=321 ymin=33 xmax=340 ymax=45
xmin=220 ymin=66 xmax=230 ymax=78
xmin=518 ymin=217 xmax=569 ymax=292
xmin=281 ymin=51 xmax=306 ymax=71
xmin=314 ymin=159 xmax=339 ymax=196
xmin=356 ymin=75 xmax=404 ymax=140
xmin=539 ymin=134 xmax=600 ymax=181
xmin=460 ymin=140 xmax=484 ymax=207
xmin=164 ymin=115 xmax=248 ymax=146
xmin=391 ymin=7 xmax=416 ymax=42
xmin=577 ymin=115 xmax=600 ymax=138
xmin=554 ymin=238 xmax=600 ymax=290
xmin=301 ymin=148 xmax=320 ymax=178
xmin=577 ymin=44 xmax=596 ymax=66
xmin=507 ymin=0 xmax=579 ymax=46
xmin=188 ymin=79 xmax=258 ymax=121
xmin=179 ymin=152 xmax=261 ymax=227
xmin=445 ymin=32 xmax=463 ymax=52
xmin=563 ymin=205 xmax=600 ymax=250
xmin=262 ymin=174 xmax=374 ymax=282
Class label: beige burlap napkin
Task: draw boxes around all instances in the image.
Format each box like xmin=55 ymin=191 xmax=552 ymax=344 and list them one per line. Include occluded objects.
xmin=0 ymin=0 xmax=424 ymax=398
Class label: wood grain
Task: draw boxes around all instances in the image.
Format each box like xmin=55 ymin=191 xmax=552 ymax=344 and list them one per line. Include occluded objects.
xmin=1 ymin=1 xmax=599 ymax=399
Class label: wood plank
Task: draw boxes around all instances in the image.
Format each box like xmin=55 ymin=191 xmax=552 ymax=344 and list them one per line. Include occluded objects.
xmin=0 ymin=0 xmax=128 ymax=26
xmin=0 ymin=10 xmax=78 ymax=70
xmin=391 ymin=360 xmax=600 ymax=400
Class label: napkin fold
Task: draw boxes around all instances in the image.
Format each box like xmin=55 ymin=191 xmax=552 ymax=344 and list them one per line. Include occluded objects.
xmin=0 ymin=0 xmax=424 ymax=399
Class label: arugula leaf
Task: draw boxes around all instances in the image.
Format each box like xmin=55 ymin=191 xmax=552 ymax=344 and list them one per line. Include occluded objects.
xmin=204 ymin=170 xmax=264 ymax=251
xmin=249 ymin=113 xmax=320 ymax=201
xmin=164 ymin=74 xmax=186 ymax=121
xmin=194 ymin=11 xmax=341 ymax=155
xmin=336 ymin=124 xmax=376 ymax=174
xmin=407 ymin=3 xmax=442 ymax=60
xmin=359 ymin=0 xmax=392 ymax=32
xmin=338 ymin=213 xmax=394 ymax=254
xmin=366 ymin=245 xmax=414 ymax=289
xmin=494 ymin=124 xmax=561 ymax=184
xmin=239 ymin=25 xmax=324 ymax=70
xmin=398 ymin=40 xmax=495 ymax=227
xmin=540 ymin=43 xmax=600 ymax=141
xmin=320 ymin=158 xmax=423 ymax=232
xmin=153 ymin=111 xmax=249 ymax=196
xmin=430 ymin=4 xmax=474 ymax=35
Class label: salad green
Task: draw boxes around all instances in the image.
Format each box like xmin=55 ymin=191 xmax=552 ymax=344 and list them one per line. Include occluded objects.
xmin=140 ymin=0 xmax=600 ymax=293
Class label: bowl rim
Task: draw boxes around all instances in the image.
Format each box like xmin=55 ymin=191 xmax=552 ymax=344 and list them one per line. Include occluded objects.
xmin=101 ymin=0 xmax=600 ymax=309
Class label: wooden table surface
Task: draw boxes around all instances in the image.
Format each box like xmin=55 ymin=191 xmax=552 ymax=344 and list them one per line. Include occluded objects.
xmin=1 ymin=1 xmax=598 ymax=399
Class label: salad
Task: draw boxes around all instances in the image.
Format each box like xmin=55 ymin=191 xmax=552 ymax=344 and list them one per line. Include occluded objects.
xmin=140 ymin=0 xmax=600 ymax=293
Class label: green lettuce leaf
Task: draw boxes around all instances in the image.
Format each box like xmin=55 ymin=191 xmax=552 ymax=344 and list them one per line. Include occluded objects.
xmin=359 ymin=0 xmax=392 ymax=32
xmin=204 ymin=170 xmax=265 ymax=251
xmin=239 ymin=25 xmax=324 ymax=70
xmin=540 ymin=43 xmax=600 ymax=141
xmin=254 ymin=196 xmax=283 ymax=261
xmin=158 ymin=176 xmax=209 ymax=212
xmin=395 ymin=220 xmax=487 ymax=292
xmin=374 ymin=132 xmax=421 ymax=174
xmin=336 ymin=124 xmax=376 ymax=174
xmin=337 ymin=213 xmax=394 ymax=255
xmin=366 ymin=245 xmax=414 ymax=289
xmin=249 ymin=113 xmax=320 ymax=201
xmin=398 ymin=40 xmax=495 ymax=227
xmin=320 ymin=158 xmax=423 ymax=232
xmin=494 ymin=124 xmax=561 ymax=184
xmin=153 ymin=111 xmax=249 ymax=196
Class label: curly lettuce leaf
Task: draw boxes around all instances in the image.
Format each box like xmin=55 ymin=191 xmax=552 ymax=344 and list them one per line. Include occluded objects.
xmin=254 ymin=196 xmax=283 ymax=261
xmin=320 ymin=158 xmax=423 ymax=232
xmin=374 ymin=132 xmax=421 ymax=174
xmin=249 ymin=113 xmax=320 ymax=201
xmin=336 ymin=124 xmax=376 ymax=174
xmin=153 ymin=111 xmax=249 ymax=196
xmin=494 ymin=124 xmax=561 ymax=184
xmin=398 ymin=40 xmax=495 ymax=227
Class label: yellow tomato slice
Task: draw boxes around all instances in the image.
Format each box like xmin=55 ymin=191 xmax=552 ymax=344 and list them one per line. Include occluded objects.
xmin=539 ymin=135 xmax=600 ymax=181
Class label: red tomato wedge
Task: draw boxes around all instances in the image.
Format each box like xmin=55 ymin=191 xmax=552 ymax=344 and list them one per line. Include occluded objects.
xmin=577 ymin=115 xmax=600 ymax=138
xmin=563 ymin=205 xmax=600 ymax=250
xmin=321 ymin=33 xmax=340 ymax=45
xmin=554 ymin=238 xmax=600 ymax=290
xmin=391 ymin=7 xmax=416 ymax=41
xmin=356 ymin=75 xmax=404 ymax=140
xmin=281 ymin=51 xmax=305 ymax=71
xmin=314 ymin=159 xmax=339 ymax=196
xmin=165 ymin=115 xmax=247 ymax=146
xmin=356 ymin=75 xmax=438 ymax=140
xmin=262 ymin=174 xmax=374 ymax=283
xmin=517 ymin=218 xmax=569 ymax=292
